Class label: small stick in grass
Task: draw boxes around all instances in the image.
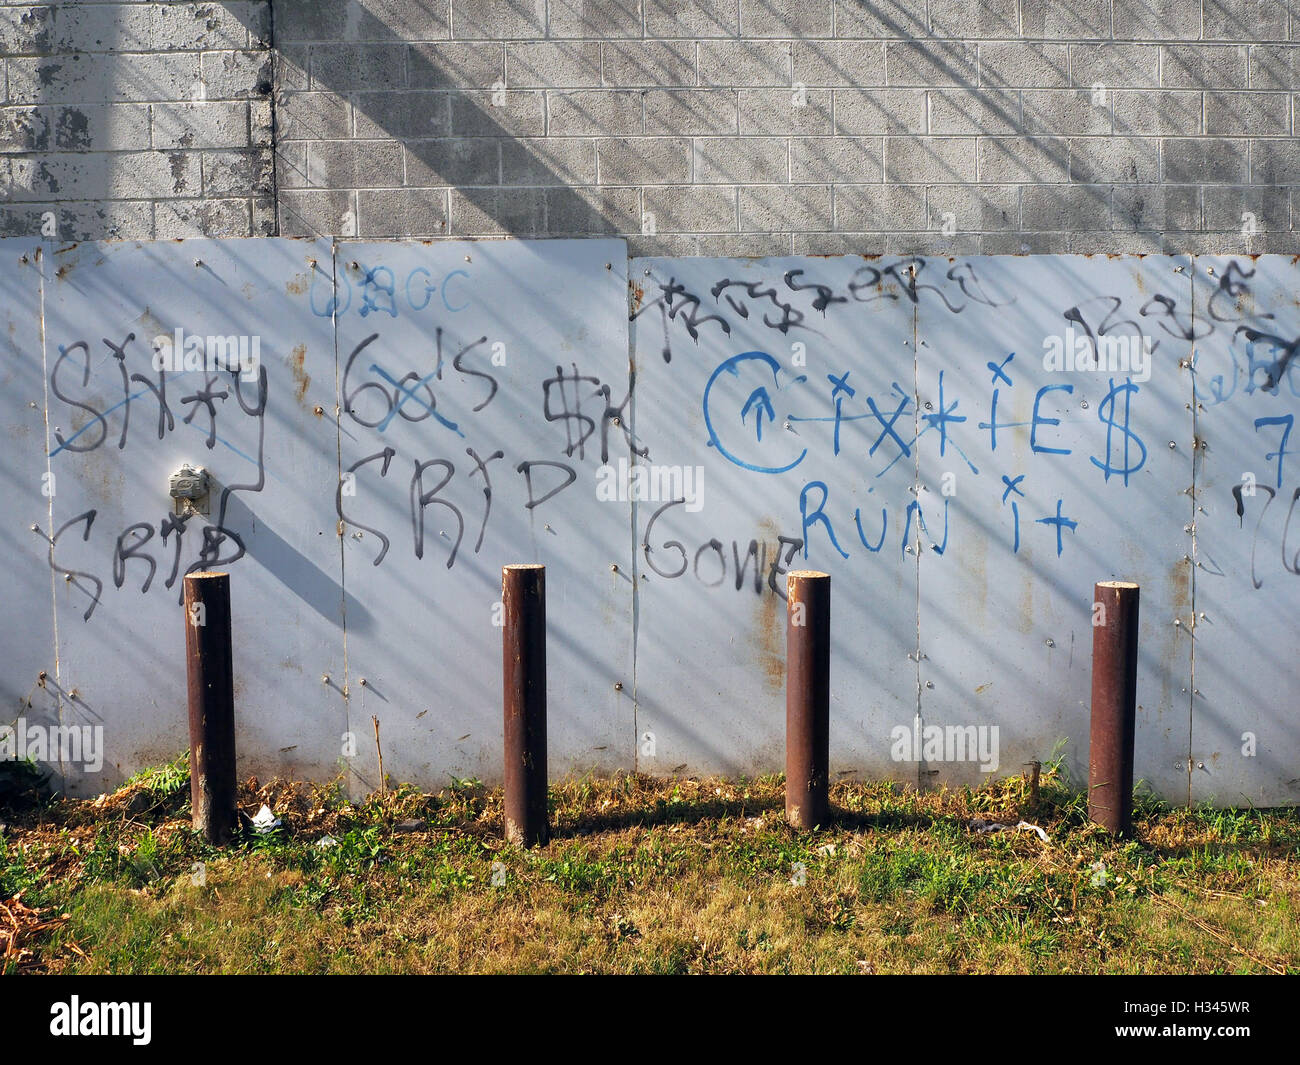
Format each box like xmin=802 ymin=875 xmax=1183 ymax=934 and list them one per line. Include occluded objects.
xmin=372 ymin=715 xmax=385 ymax=796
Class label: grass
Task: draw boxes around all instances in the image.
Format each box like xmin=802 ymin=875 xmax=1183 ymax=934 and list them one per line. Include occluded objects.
xmin=1 ymin=755 xmax=1297 ymax=974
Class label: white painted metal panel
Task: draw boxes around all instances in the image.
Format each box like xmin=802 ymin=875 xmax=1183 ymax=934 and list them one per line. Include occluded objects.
xmin=1189 ymin=256 xmax=1300 ymax=806
xmin=0 ymin=240 xmax=1295 ymax=806
xmin=914 ymin=255 xmax=1195 ymax=797
xmin=629 ymin=256 xmax=919 ymax=782
xmin=38 ymin=238 xmax=345 ymax=793
xmin=332 ymin=239 xmax=633 ymax=789
xmin=0 ymin=242 xmax=63 ymax=786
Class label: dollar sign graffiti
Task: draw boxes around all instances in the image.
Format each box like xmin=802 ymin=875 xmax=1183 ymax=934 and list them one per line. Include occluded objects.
xmin=1090 ymin=378 xmax=1147 ymax=486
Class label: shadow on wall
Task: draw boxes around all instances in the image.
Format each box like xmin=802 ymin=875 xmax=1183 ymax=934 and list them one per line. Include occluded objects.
xmin=222 ymin=0 xmax=1072 ymax=245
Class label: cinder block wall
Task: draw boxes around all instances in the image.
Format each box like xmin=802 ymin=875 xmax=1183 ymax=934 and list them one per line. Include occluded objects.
xmin=0 ymin=2 xmax=273 ymax=239
xmin=2 ymin=1 xmax=1297 ymax=252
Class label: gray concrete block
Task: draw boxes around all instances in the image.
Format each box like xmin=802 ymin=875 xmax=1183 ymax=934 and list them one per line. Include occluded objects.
xmin=794 ymin=41 xmax=884 ymax=88
xmin=1069 ymin=135 xmax=1159 ymax=182
xmin=548 ymin=89 xmax=642 ymax=135
xmin=834 ymin=89 xmax=926 ymax=135
xmin=404 ymin=137 xmax=500 ymax=185
xmin=9 ymin=149 xmax=202 ymax=200
xmin=450 ymin=0 xmax=546 ymax=40
xmin=702 ymin=40 xmax=791 ymax=87
xmin=1162 ymin=137 xmax=1250 ymax=183
xmin=275 ymin=142 xmax=308 ymax=188
xmin=738 ymin=183 xmax=826 ymax=231
xmin=886 ymin=41 xmax=977 ymax=87
xmin=549 ymin=0 xmax=643 ymax=38
xmin=310 ymin=44 xmax=405 ymax=91
xmin=1022 ymin=89 xmax=1113 ymax=136
xmin=202 ymin=148 xmax=274 ymax=197
xmin=790 ymin=136 xmax=882 ymax=182
xmin=1113 ymin=185 xmax=1200 ymax=230
xmin=448 ymin=185 xmax=543 ymax=233
xmin=929 ymin=0 xmax=1018 ymax=39
xmin=8 ymin=52 xmax=203 ymax=105
xmin=695 ymin=136 xmax=788 ymax=183
xmin=307 ymin=138 xmax=406 ymax=187
xmin=359 ymin=187 xmax=449 ymax=236
xmin=1069 ymin=45 xmax=1161 ymax=90
xmin=978 ymin=42 xmax=1070 ymax=89
xmin=502 ymin=136 xmax=596 ymax=183
xmin=834 ymin=0 xmax=928 ymax=40
xmin=1113 ymin=0 xmax=1202 ymax=40
xmin=1204 ymin=91 xmax=1290 ymax=135
xmin=642 ymin=184 xmax=737 ymax=231
xmin=739 ymin=0 xmax=832 ymax=38
xmin=981 ymin=231 xmax=1069 ymax=254
xmin=1250 ymin=137 xmax=1300 ymax=182
xmin=1204 ymin=0 xmax=1290 ymax=42
xmin=885 ymin=136 xmax=977 ymax=182
xmin=508 ymin=42 xmax=600 ymax=88
xmin=152 ymin=101 xmax=249 ymax=149
xmin=597 ymin=135 xmax=690 ymax=183
xmin=1162 ymin=45 xmax=1249 ymax=88
xmin=977 ymin=136 xmax=1069 ymax=182
xmin=152 ymin=3 xmax=254 ymax=52
xmin=648 ymin=88 xmax=738 ymax=135
xmin=202 ymin=50 xmax=274 ymax=101
xmin=695 ymin=232 xmax=791 ymax=255
xmin=925 ymin=184 xmax=1018 ymax=231
xmin=409 ymin=42 xmax=505 ymax=88
xmin=0 ymin=102 xmax=150 ymax=152
xmin=1114 ymin=90 xmax=1202 ymax=135
xmin=277 ymin=90 xmax=354 ymax=140
xmin=1021 ymin=0 xmax=1111 ymax=39
xmin=644 ymin=0 xmax=737 ymax=38
xmin=1248 ymin=44 xmax=1300 ymax=89
xmin=546 ymin=184 xmax=640 ymax=234
xmin=737 ymin=86 xmax=832 ymax=134
xmin=154 ymin=196 xmax=253 ymax=238
xmin=1203 ymin=183 xmax=1289 ymax=229
xmin=0 ymin=198 xmax=153 ymax=240
xmin=449 ymin=89 xmax=545 ymax=136
xmin=1020 ymin=184 xmax=1111 ymax=230
xmin=278 ymin=188 xmax=356 ymax=236
xmin=928 ymin=89 xmax=1020 ymax=135
xmin=833 ymin=184 xmax=924 ymax=230
xmin=604 ymin=40 xmax=695 ymax=87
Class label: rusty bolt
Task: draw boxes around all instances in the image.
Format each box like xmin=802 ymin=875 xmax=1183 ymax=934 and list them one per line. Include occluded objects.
xmin=614 ymin=682 xmax=623 ymax=691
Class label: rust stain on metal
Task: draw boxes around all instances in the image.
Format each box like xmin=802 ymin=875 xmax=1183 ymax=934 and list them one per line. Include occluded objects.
xmin=285 ymin=271 xmax=310 ymax=296
xmin=288 ymin=344 xmax=311 ymax=402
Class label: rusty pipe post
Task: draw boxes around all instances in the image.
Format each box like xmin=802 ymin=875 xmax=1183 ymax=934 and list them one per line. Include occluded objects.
xmin=502 ymin=564 xmax=548 ymax=847
xmin=786 ymin=570 xmax=831 ymax=830
xmin=183 ymin=572 xmax=238 ymax=844
xmin=1088 ymin=581 xmax=1140 ymax=836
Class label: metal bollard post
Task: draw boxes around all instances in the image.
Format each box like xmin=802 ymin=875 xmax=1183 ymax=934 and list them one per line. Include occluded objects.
xmin=1088 ymin=580 xmax=1140 ymax=836
xmin=786 ymin=570 xmax=831 ymax=831
xmin=183 ymin=572 xmax=238 ymax=844
xmin=502 ymin=564 xmax=548 ymax=847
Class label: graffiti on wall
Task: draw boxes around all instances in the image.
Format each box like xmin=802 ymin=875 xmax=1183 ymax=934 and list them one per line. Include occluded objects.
xmin=2 ymin=239 xmax=1296 ymax=804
